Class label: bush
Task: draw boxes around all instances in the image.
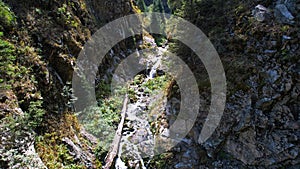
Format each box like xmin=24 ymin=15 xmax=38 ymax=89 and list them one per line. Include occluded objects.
xmin=0 ymin=1 xmax=16 ymax=30
xmin=0 ymin=37 xmax=17 ymax=89
xmin=35 ymin=132 xmax=85 ymax=169
xmin=27 ymin=100 xmax=45 ymax=128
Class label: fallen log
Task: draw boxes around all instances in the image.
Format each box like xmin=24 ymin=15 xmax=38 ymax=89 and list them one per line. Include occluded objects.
xmin=103 ymin=94 xmax=128 ymax=169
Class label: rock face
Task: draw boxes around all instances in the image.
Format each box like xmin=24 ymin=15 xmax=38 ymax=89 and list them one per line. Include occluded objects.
xmin=161 ymin=0 xmax=300 ymax=168
xmin=252 ymin=5 xmax=271 ymax=22
xmin=0 ymin=92 xmax=47 ymax=169
xmin=275 ymin=4 xmax=295 ymax=24
xmin=274 ymin=0 xmax=299 ymax=24
xmin=62 ymin=136 xmax=95 ymax=167
xmin=0 ymin=0 xmax=136 ymax=168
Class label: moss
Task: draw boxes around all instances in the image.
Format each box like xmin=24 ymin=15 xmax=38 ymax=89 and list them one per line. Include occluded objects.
xmin=56 ymin=3 xmax=80 ymax=29
xmin=281 ymin=25 xmax=290 ymax=32
xmin=142 ymin=74 xmax=172 ymax=92
xmin=36 ymin=113 xmax=96 ymax=169
xmin=94 ymin=159 xmax=102 ymax=169
xmin=147 ymin=152 xmax=174 ymax=168
xmin=234 ymin=3 xmax=247 ymax=15
xmin=35 ymin=132 xmax=85 ymax=169
xmin=0 ymin=1 xmax=16 ymax=30
xmin=0 ymin=35 xmax=47 ymax=112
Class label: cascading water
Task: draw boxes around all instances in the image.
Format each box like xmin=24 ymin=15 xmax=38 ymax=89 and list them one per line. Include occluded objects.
xmin=114 ymin=44 xmax=175 ymax=168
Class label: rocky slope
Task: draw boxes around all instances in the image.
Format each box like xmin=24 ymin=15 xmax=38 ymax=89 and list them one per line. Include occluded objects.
xmin=0 ymin=0 xmax=135 ymax=168
xmin=165 ymin=0 xmax=300 ymax=168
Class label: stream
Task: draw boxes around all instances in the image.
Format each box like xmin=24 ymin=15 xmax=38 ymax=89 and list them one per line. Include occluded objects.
xmin=112 ymin=40 xmax=177 ymax=168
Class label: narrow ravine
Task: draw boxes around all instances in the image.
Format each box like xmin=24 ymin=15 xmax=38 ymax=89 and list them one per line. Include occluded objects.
xmin=1 ymin=0 xmax=299 ymax=168
xmin=110 ymin=39 xmax=176 ymax=168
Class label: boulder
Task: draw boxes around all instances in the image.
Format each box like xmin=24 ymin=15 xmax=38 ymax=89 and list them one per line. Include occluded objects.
xmin=275 ymin=4 xmax=295 ymax=24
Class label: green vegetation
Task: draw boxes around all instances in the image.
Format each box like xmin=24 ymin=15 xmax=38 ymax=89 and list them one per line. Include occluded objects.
xmin=0 ymin=35 xmax=41 ymax=92
xmin=134 ymin=0 xmax=168 ymax=46
xmin=154 ymin=35 xmax=167 ymax=46
xmin=2 ymin=100 xmax=45 ymax=134
xmin=142 ymin=74 xmax=171 ymax=92
xmin=35 ymin=113 xmax=102 ymax=169
xmin=128 ymin=73 xmax=172 ymax=98
xmin=26 ymin=100 xmax=46 ymax=128
xmin=147 ymin=152 xmax=174 ymax=168
xmin=149 ymin=6 xmax=167 ymax=46
xmin=81 ymin=102 xmax=122 ymax=160
xmin=0 ymin=37 xmax=17 ymax=88
xmin=36 ymin=132 xmax=85 ymax=169
xmin=95 ymin=79 xmax=112 ymax=99
xmin=79 ymin=79 xmax=124 ymax=159
xmin=0 ymin=0 xmax=16 ymax=30
xmin=1 ymin=0 xmax=298 ymax=168
xmin=90 ymin=72 xmax=172 ymax=161
xmin=56 ymin=3 xmax=79 ymax=28
xmin=0 ymin=33 xmax=44 ymax=103
xmin=61 ymin=82 xmax=77 ymax=108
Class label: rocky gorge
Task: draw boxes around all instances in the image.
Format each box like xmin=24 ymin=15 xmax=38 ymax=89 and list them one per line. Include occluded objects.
xmin=0 ymin=0 xmax=299 ymax=168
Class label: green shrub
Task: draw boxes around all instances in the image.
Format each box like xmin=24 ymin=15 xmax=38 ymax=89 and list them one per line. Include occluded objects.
xmin=0 ymin=38 xmax=34 ymax=91
xmin=27 ymin=100 xmax=45 ymax=128
xmin=147 ymin=152 xmax=174 ymax=168
xmin=0 ymin=1 xmax=16 ymax=30
xmin=154 ymin=35 xmax=167 ymax=47
xmin=36 ymin=133 xmax=86 ymax=169
xmin=77 ymin=101 xmax=121 ymax=151
xmin=0 ymin=38 xmax=17 ymax=89
xmin=56 ymin=3 xmax=79 ymax=28
xmin=0 ymin=37 xmax=45 ymax=129
xmin=142 ymin=74 xmax=171 ymax=92
xmin=2 ymin=100 xmax=45 ymax=133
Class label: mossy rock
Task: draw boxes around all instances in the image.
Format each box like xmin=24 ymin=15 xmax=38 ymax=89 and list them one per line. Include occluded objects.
xmin=0 ymin=1 xmax=16 ymax=31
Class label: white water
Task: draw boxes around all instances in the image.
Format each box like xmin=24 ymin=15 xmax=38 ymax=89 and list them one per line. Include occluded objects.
xmin=114 ymin=45 xmax=172 ymax=168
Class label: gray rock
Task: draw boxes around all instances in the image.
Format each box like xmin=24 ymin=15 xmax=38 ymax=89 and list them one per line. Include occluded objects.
xmin=225 ymin=129 xmax=263 ymax=165
xmin=174 ymin=162 xmax=193 ymax=169
xmin=264 ymin=49 xmax=277 ymax=54
xmin=62 ymin=137 xmax=95 ymax=167
xmin=277 ymin=0 xmax=298 ymax=14
xmin=267 ymin=69 xmax=280 ymax=83
xmin=0 ymin=129 xmax=48 ymax=169
xmin=283 ymin=35 xmax=292 ymax=40
xmin=275 ymin=4 xmax=295 ymax=24
xmin=252 ymin=5 xmax=270 ymax=22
